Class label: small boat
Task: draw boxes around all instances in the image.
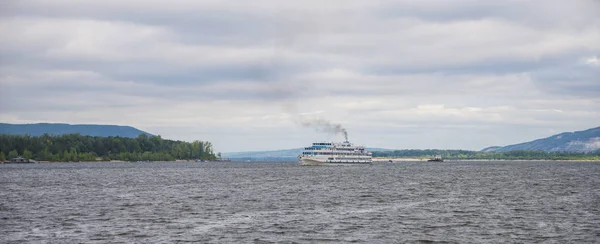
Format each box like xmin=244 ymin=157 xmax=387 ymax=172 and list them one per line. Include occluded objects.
xmin=427 ymin=155 xmax=444 ymax=162
xmin=8 ymin=156 xmax=36 ymax=164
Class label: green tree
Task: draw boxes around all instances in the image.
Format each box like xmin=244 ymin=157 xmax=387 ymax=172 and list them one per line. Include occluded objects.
xmin=8 ymin=150 xmax=19 ymax=159
xmin=0 ymin=151 xmax=5 ymax=161
xmin=0 ymin=133 xmax=217 ymax=162
xmin=70 ymin=147 xmax=78 ymax=162
xmin=39 ymin=148 xmax=52 ymax=161
xmin=62 ymin=150 xmax=71 ymax=162
xmin=22 ymin=149 xmax=34 ymax=159
xmin=51 ymin=153 xmax=61 ymax=162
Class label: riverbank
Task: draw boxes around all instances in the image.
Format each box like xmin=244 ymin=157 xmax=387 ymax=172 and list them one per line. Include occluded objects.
xmin=373 ymin=158 xmax=426 ymax=162
xmin=373 ymin=157 xmax=600 ymax=162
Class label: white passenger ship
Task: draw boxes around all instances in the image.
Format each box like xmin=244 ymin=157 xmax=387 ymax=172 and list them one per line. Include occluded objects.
xmin=298 ymin=141 xmax=372 ymax=165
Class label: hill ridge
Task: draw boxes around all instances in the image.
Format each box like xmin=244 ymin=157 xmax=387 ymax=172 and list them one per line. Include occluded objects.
xmin=486 ymin=126 xmax=600 ymax=152
xmin=0 ymin=123 xmax=152 ymax=138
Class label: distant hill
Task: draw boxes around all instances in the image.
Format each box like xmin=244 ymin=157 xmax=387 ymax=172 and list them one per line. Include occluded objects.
xmin=223 ymin=147 xmax=393 ymax=159
xmin=0 ymin=123 xmax=152 ymax=138
xmin=484 ymin=126 xmax=600 ymax=152
xmin=481 ymin=146 xmax=502 ymax=152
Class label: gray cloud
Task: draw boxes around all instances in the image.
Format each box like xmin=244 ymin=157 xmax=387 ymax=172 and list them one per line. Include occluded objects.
xmin=1 ymin=0 xmax=599 ymax=152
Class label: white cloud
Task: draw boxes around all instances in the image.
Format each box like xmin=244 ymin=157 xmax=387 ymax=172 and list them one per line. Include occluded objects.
xmin=586 ymin=56 xmax=599 ymax=66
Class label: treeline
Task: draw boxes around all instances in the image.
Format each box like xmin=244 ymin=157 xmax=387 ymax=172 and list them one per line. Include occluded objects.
xmin=372 ymin=149 xmax=600 ymax=160
xmin=0 ymin=134 xmax=216 ymax=162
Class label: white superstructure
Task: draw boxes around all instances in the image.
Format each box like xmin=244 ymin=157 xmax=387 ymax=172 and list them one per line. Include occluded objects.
xmin=298 ymin=141 xmax=372 ymax=165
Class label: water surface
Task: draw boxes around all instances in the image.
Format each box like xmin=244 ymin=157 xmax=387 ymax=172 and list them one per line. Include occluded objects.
xmin=1 ymin=161 xmax=599 ymax=243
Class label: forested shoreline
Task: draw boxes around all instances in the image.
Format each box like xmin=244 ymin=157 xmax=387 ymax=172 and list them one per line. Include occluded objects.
xmin=0 ymin=134 xmax=217 ymax=162
xmin=2 ymin=134 xmax=599 ymax=162
xmin=372 ymin=149 xmax=600 ymax=160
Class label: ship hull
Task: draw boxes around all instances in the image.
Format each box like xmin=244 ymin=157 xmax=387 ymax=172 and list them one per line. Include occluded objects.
xmin=299 ymin=156 xmax=371 ymax=166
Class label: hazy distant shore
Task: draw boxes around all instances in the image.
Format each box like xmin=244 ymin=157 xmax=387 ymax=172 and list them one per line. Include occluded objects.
xmin=373 ymin=158 xmax=600 ymax=162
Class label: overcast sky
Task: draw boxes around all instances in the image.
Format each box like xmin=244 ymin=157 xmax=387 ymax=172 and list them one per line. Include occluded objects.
xmin=1 ymin=0 xmax=599 ymax=152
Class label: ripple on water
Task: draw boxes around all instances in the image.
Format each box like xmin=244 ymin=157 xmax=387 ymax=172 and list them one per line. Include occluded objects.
xmin=1 ymin=161 xmax=600 ymax=243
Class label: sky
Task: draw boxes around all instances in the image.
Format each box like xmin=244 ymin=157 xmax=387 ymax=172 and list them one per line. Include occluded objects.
xmin=1 ymin=0 xmax=599 ymax=153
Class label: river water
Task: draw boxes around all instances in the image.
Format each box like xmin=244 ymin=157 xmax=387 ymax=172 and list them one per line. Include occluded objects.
xmin=1 ymin=161 xmax=599 ymax=243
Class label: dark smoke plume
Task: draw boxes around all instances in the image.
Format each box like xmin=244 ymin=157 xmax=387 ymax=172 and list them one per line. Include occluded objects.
xmin=299 ymin=118 xmax=348 ymax=141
